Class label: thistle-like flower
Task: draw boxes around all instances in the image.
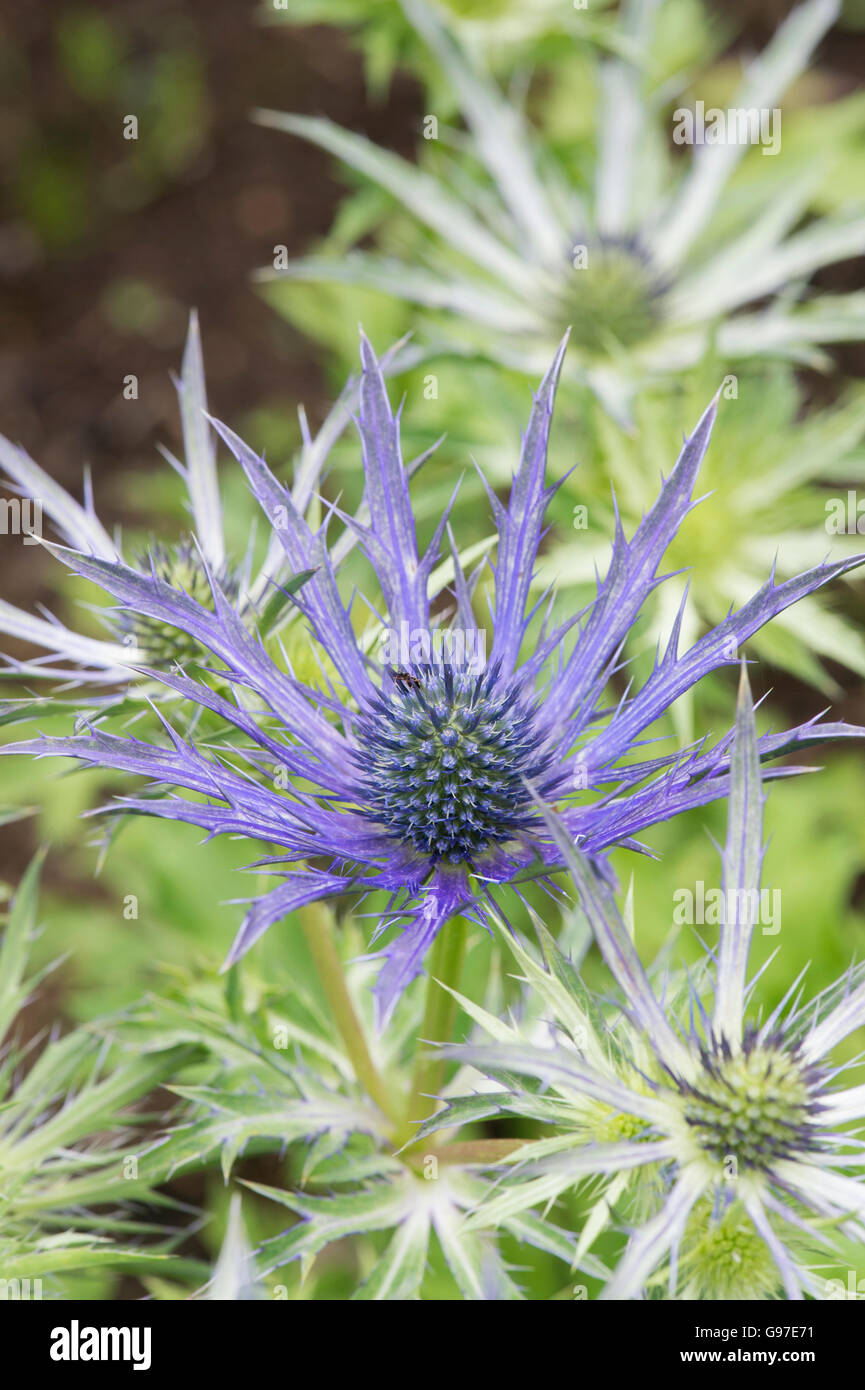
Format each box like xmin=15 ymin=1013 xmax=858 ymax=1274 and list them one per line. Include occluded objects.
xmin=0 ymin=312 xmax=406 ymax=689
xmin=259 ymin=0 xmax=865 ymax=419
xmin=3 ymin=333 xmax=864 ymax=1025
xmin=430 ymin=672 xmax=865 ymax=1299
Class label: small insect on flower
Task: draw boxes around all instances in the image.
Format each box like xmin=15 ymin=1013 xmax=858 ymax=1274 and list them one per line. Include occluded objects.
xmin=388 ymin=667 xmax=424 ymax=691
xmin=2 ymin=332 xmax=865 ymax=1026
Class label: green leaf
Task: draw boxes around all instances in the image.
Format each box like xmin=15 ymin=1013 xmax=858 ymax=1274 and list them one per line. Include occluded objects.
xmin=249 ymin=1181 xmax=413 ymax=1273
xmin=257 ymin=568 xmax=319 ymax=637
xmin=139 ymin=1089 xmax=384 ymax=1183
xmin=433 ymin=1200 xmax=522 ymax=1301
xmin=0 ymin=852 xmax=44 ymax=1043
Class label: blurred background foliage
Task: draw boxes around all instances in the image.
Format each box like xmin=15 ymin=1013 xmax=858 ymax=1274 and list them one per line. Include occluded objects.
xmin=1 ymin=0 xmax=864 ymax=1297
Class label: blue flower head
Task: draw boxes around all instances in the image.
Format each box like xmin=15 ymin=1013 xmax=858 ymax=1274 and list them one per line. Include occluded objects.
xmin=6 ymin=332 xmax=865 ymax=1024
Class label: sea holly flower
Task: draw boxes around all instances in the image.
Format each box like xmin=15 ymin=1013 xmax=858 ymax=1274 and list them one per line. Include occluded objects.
xmin=258 ymin=0 xmax=865 ymax=420
xmin=429 ymin=672 xmax=865 ymax=1299
xmin=0 ymin=312 xmax=412 ymax=690
xmin=2 ymin=333 xmax=864 ymax=1025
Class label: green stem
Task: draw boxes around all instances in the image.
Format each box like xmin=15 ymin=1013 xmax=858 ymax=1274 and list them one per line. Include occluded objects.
xmin=435 ymin=1139 xmax=525 ymax=1165
xmin=299 ymin=901 xmax=397 ymax=1126
xmin=407 ymin=918 xmax=468 ymax=1130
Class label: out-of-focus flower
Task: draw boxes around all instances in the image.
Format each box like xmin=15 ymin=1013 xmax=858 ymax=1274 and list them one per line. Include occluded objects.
xmin=258 ymin=0 xmax=865 ymax=421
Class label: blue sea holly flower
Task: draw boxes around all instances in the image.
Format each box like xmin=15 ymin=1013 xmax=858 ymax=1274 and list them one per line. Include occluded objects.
xmin=4 ymin=333 xmax=865 ymax=1025
xmin=0 ymin=313 xmax=409 ymax=689
xmin=434 ymin=673 xmax=865 ymax=1299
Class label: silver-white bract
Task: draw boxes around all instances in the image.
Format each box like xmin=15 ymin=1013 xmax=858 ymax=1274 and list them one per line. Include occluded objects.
xmin=0 ymin=314 xmax=414 ymax=686
xmin=257 ymin=0 xmax=865 ymax=421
